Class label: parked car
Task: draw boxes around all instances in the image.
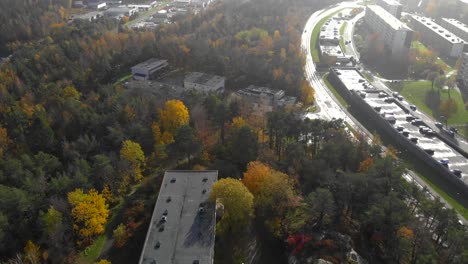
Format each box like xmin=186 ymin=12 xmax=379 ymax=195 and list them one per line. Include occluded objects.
xmin=435 ymin=122 xmax=443 ymax=129
xmin=410 ymin=105 xmax=417 ymax=111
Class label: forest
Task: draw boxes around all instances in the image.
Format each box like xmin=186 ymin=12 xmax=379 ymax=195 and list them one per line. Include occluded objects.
xmin=0 ymin=0 xmax=467 ymax=263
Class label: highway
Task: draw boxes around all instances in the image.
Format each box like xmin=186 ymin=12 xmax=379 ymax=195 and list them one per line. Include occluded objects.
xmin=302 ymin=2 xmax=467 ymax=224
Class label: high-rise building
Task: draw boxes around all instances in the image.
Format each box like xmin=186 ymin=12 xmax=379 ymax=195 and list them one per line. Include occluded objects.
xmin=364 ymin=5 xmax=414 ymax=62
xmin=441 ymin=18 xmax=468 ymax=43
xmin=410 ymin=15 xmax=465 ymax=58
xmin=376 ymin=0 xmax=403 ymax=18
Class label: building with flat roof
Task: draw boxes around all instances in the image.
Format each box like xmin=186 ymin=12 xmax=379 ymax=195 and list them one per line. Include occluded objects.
xmin=457 ymin=53 xmax=468 ymax=91
xmin=184 ymin=72 xmax=225 ymax=93
xmin=441 ymin=18 xmax=468 ymax=43
xmin=376 ymin=0 xmax=403 ymax=18
xmin=410 ymin=15 xmax=465 ymax=58
xmin=364 ymin=5 xmax=413 ymax=62
xmin=131 ymin=58 xmax=169 ymax=80
xmin=139 ymin=170 xmax=218 ymax=264
xmin=104 ymin=6 xmax=138 ymax=18
xmin=72 ymin=11 xmax=103 ymax=22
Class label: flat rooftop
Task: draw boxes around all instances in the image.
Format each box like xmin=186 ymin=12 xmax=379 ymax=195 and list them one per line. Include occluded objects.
xmin=139 ymin=170 xmax=218 ymax=264
xmin=367 ymin=5 xmax=411 ymax=31
xmin=319 ymin=18 xmax=342 ymax=41
xmin=320 ymin=45 xmax=346 ymax=57
xmin=332 ymin=67 xmax=468 ymax=186
xmin=411 ymin=15 xmax=465 ymax=44
xmin=132 ymin=58 xmax=168 ymax=70
xmin=237 ymin=85 xmax=285 ymax=97
xmin=442 ymin=17 xmax=468 ymax=35
xmin=185 ymin=72 xmax=224 ymax=86
xmin=379 ymin=0 xmax=403 ymax=7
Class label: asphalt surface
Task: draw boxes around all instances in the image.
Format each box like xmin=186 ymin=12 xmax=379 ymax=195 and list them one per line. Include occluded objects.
xmin=302 ymin=2 xmax=467 ymax=224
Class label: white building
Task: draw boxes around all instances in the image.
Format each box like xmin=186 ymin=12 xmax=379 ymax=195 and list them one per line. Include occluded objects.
xmin=410 ymin=15 xmax=465 ymax=58
xmin=184 ymin=72 xmax=225 ymax=93
xmin=131 ymin=58 xmax=169 ymax=80
xmin=364 ymin=5 xmax=414 ymax=62
xmin=376 ymin=0 xmax=403 ymax=18
xmin=235 ymin=85 xmax=297 ymax=113
xmin=105 ymin=6 xmax=138 ymax=19
xmin=457 ymin=53 xmax=468 ymax=88
xmin=441 ymin=18 xmax=468 ymax=42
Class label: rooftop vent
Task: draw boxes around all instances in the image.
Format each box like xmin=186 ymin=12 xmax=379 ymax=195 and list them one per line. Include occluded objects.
xmin=202 ymin=189 xmax=207 ymax=194
xmin=202 ymin=177 xmax=208 ymax=182
xmin=170 ymin=178 xmax=176 ymax=183
xmin=193 ymin=261 xmax=200 ymax=264
xmin=166 ymin=196 xmax=172 ymax=203
xmin=161 ymin=216 xmax=167 ymax=223
xmin=154 ymin=241 xmax=161 ymax=249
xmin=159 ymin=225 xmax=165 ymax=232
xmin=163 ymin=209 xmax=168 ymax=216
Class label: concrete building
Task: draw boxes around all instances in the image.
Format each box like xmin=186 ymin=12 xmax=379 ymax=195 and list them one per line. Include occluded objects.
xmin=72 ymin=11 xmax=103 ymax=22
xmin=364 ymin=5 xmax=413 ymax=62
xmin=441 ymin=18 xmax=468 ymax=42
xmin=88 ymin=1 xmax=107 ymax=9
xmin=139 ymin=170 xmax=218 ymax=264
xmin=184 ymin=72 xmax=225 ymax=93
xmin=235 ymin=85 xmax=297 ymax=113
xmin=376 ymin=0 xmax=403 ymax=18
xmin=457 ymin=52 xmax=468 ymax=89
xmin=131 ymin=58 xmax=168 ymax=80
xmin=319 ymin=18 xmax=341 ymax=45
xmin=104 ymin=6 xmax=138 ymax=18
xmin=410 ymin=15 xmax=465 ymax=58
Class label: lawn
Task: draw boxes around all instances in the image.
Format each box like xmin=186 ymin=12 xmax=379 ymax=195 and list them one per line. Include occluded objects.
xmin=339 ymin=21 xmax=347 ymax=53
xmin=411 ymin=41 xmax=453 ymax=72
xmin=389 ymin=81 xmax=468 ymax=125
xmin=77 ymin=235 xmax=107 ymax=264
xmin=311 ymin=10 xmax=343 ymax=63
xmin=323 ymin=73 xmax=349 ymax=108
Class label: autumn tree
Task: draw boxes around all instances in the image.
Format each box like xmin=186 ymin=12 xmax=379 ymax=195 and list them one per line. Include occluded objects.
xmin=299 ymin=80 xmax=315 ymax=106
xmin=23 ymin=240 xmax=42 ymax=264
xmin=0 ymin=127 xmax=11 ymax=158
xmin=209 ymin=178 xmax=254 ymax=236
xmin=113 ymin=223 xmax=129 ymax=248
xmin=168 ymin=125 xmax=202 ymax=165
xmin=68 ymin=189 xmax=109 ymax=244
xmin=439 ymin=98 xmax=458 ymax=119
xmin=41 ymin=207 xmax=63 ymax=236
xmin=158 ymin=100 xmax=190 ymax=143
xmin=120 ymin=140 xmax=145 ymax=184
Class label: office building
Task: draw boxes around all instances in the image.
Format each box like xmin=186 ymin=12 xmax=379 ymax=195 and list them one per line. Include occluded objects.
xmin=139 ymin=170 xmax=218 ymax=264
xmin=410 ymin=15 xmax=465 ymax=58
xmin=184 ymin=72 xmax=225 ymax=93
xmin=104 ymin=6 xmax=138 ymax=19
xmin=376 ymin=0 xmax=403 ymax=18
xmin=364 ymin=5 xmax=413 ymax=62
xmin=131 ymin=58 xmax=169 ymax=80
xmin=441 ymin=18 xmax=468 ymax=42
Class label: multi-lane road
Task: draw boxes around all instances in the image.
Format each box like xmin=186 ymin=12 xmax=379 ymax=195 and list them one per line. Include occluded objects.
xmin=302 ymin=2 xmax=467 ymax=224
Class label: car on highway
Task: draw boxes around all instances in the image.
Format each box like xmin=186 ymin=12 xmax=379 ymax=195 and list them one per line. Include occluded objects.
xmin=424 ymin=149 xmax=435 ymax=155
xmin=410 ymin=137 xmax=418 ymax=143
xmin=439 ymin=159 xmax=450 ymax=168
xmin=410 ymin=105 xmax=417 ymax=111
xmin=451 ymin=169 xmax=462 ymax=178
xmin=411 ymin=118 xmax=424 ymax=126
xmin=406 ymin=115 xmax=415 ymax=121
xmin=397 ymin=95 xmax=404 ymax=101
xmin=396 ymin=126 xmax=404 ymax=132
xmin=435 ymin=122 xmax=443 ymax=129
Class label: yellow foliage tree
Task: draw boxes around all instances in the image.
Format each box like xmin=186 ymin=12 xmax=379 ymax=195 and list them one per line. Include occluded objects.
xmin=242 ymin=161 xmax=271 ymax=196
xmin=120 ymin=140 xmax=145 ymax=182
xmin=230 ymin=116 xmax=247 ymax=132
xmin=95 ymin=260 xmax=112 ymax=264
xmin=24 ymin=240 xmax=42 ymax=264
xmin=68 ymin=189 xmax=109 ymax=242
xmin=299 ymin=80 xmax=315 ymax=106
xmin=151 ymin=122 xmax=163 ymax=145
xmin=210 ymin=178 xmax=254 ymax=235
xmin=62 ymin=86 xmax=81 ymax=100
xmin=159 ymin=99 xmax=189 ymax=135
xmin=397 ymin=226 xmax=414 ymax=238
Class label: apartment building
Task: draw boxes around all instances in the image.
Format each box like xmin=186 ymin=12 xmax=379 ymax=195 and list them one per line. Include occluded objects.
xmin=441 ymin=18 xmax=468 ymax=42
xmin=364 ymin=5 xmax=413 ymax=62
xmin=457 ymin=53 xmax=468 ymax=90
xmin=410 ymin=15 xmax=465 ymax=58
xmin=376 ymin=0 xmax=403 ymax=18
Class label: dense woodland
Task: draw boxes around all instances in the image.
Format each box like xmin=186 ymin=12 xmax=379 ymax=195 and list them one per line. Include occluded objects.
xmin=0 ymin=0 xmax=467 ymax=263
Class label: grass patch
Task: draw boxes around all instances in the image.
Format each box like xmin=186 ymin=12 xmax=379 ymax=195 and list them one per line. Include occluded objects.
xmin=414 ymin=170 xmax=468 ymax=219
xmin=311 ymin=10 xmax=343 ymax=63
xmin=113 ymin=74 xmax=132 ymax=86
xmin=340 ymin=21 xmax=347 ymax=53
xmin=388 ymin=81 xmax=468 ymax=125
xmin=323 ymin=73 xmax=349 ymax=108
xmin=77 ymin=235 xmax=107 ymax=264
xmin=411 ymin=41 xmax=453 ymax=72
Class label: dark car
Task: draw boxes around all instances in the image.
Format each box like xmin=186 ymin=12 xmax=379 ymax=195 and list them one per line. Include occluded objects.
xmin=410 ymin=105 xmax=417 ymax=111
xmin=435 ymin=122 xmax=443 ymax=129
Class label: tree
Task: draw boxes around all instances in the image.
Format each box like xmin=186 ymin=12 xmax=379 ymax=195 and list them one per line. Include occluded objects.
xmin=168 ymin=125 xmax=202 ymax=165
xmin=41 ymin=207 xmax=63 ymax=236
xmin=120 ymin=140 xmax=145 ymax=182
xmin=209 ymin=178 xmax=254 ymax=236
xmin=113 ymin=223 xmax=129 ymax=248
xmin=228 ymin=125 xmax=258 ymax=168
xmin=426 ymin=71 xmax=440 ymax=91
xmin=159 ymin=99 xmax=189 ymax=135
xmin=439 ymin=99 xmax=458 ymax=119
xmin=68 ymin=189 xmax=109 ymax=244
xmin=23 ymin=240 xmax=42 ymax=264
xmin=95 ymin=260 xmax=111 ymax=264
xmin=299 ymin=80 xmax=315 ymax=106
xmin=302 ymin=188 xmax=336 ymax=229
xmin=0 ymin=127 xmax=11 ymax=158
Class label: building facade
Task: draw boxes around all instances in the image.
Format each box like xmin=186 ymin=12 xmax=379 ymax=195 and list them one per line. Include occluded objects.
xmin=457 ymin=53 xmax=468 ymax=89
xmin=410 ymin=15 xmax=465 ymax=58
xmin=376 ymin=0 xmax=403 ymax=18
xmin=364 ymin=5 xmax=413 ymax=62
